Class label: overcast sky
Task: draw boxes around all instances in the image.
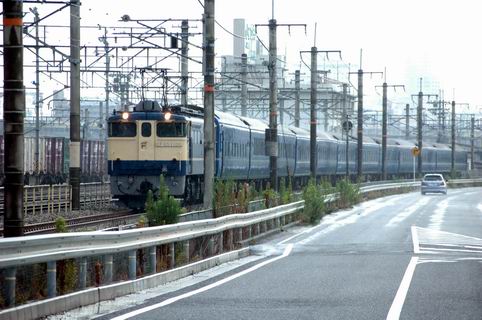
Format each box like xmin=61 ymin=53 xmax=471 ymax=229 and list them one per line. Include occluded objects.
xmin=20 ymin=0 xmax=482 ymax=114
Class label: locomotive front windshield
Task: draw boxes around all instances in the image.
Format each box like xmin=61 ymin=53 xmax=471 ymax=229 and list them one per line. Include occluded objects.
xmin=157 ymin=122 xmax=187 ymax=137
xmin=109 ymin=122 xmax=137 ymax=137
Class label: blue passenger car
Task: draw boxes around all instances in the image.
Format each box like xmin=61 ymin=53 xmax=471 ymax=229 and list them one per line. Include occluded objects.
xmin=317 ymin=132 xmax=338 ymax=176
xmin=239 ymin=116 xmax=270 ymax=181
xmin=217 ymin=111 xmax=250 ymax=180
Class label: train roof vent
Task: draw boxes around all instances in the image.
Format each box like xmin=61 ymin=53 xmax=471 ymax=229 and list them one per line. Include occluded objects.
xmin=134 ymin=100 xmax=161 ymax=112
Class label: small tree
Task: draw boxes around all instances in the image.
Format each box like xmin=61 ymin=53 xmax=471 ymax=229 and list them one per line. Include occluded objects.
xmin=302 ymin=179 xmax=325 ymax=224
xmin=145 ymin=175 xmax=181 ymax=226
xmin=336 ymin=179 xmax=361 ymax=209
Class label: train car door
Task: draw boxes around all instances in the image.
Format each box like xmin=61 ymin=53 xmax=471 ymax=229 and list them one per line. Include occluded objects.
xmin=138 ymin=121 xmax=156 ymax=160
xmin=188 ymin=122 xmax=193 ymax=175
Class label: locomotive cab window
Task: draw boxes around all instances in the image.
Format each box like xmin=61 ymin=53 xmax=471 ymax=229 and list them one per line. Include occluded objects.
xmin=141 ymin=123 xmax=151 ymax=137
xmin=109 ymin=122 xmax=137 ymax=137
xmin=157 ymin=122 xmax=187 ymax=137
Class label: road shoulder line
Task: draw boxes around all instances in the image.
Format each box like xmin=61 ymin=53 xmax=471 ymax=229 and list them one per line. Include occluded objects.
xmin=386 ymin=256 xmax=419 ymax=320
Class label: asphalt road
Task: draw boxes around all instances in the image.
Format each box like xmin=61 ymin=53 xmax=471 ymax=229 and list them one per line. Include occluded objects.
xmin=91 ymin=188 xmax=482 ymax=320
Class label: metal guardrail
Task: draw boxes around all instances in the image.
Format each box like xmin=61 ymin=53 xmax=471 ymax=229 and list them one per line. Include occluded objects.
xmin=0 ymin=200 xmax=302 ymax=315
xmin=0 ymin=201 xmax=303 ymax=269
xmin=0 ymin=178 xmax=480 ymax=316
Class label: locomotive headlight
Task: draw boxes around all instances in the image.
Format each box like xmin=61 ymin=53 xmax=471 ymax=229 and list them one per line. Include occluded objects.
xmin=121 ymin=112 xmax=129 ymax=120
xmin=164 ymin=111 xmax=172 ymax=121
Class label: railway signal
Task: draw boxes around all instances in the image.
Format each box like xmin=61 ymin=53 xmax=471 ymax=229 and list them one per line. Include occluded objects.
xmin=343 ymin=117 xmax=353 ymax=178
xmin=411 ymin=146 xmax=420 ymax=181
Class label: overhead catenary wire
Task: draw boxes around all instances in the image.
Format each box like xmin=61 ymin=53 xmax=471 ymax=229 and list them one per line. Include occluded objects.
xmin=196 ymin=0 xmax=246 ymax=40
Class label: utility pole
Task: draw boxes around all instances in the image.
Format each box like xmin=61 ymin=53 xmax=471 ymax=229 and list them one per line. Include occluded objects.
xmin=268 ymin=18 xmax=278 ymax=190
xmin=70 ymin=0 xmax=81 ymax=210
xmin=279 ymin=98 xmax=284 ymax=125
xmin=342 ymin=83 xmax=348 ymax=119
xmin=437 ymin=94 xmax=442 ymax=142
xmin=203 ymin=0 xmax=215 ymax=209
xmin=256 ymin=18 xmax=305 ymax=191
xmin=357 ymin=68 xmax=363 ymax=180
xmin=405 ymin=104 xmax=410 ymax=139
xmin=382 ymin=82 xmax=388 ymax=180
xmin=451 ymin=100 xmax=455 ymax=173
xmin=375 ymin=75 xmax=404 ymax=181
xmin=33 ymin=8 xmax=40 ymax=180
xmin=417 ymin=89 xmax=423 ymax=175
xmin=102 ymin=28 xmax=110 ymax=177
xmin=349 ymin=51 xmax=382 ymax=180
xmin=3 ymin=0 xmax=25 ymax=237
xmin=441 ymin=90 xmax=446 ymax=140
xmin=412 ymin=79 xmax=437 ymax=176
xmin=471 ymin=116 xmax=475 ymax=170
xmin=301 ymin=48 xmax=341 ymax=180
xmin=181 ymin=20 xmax=189 ymax=106
xmin=241 ymin=53 xmax=248 ymax=117
xmin=310 ymin=47 xmax=317 ymax=179
xmin=294 ymin=69 xmax=300 ymax=127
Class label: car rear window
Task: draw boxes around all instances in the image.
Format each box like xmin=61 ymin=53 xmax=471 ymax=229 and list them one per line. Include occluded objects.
xmin=424 ymin=175 xmax=443 ymax=181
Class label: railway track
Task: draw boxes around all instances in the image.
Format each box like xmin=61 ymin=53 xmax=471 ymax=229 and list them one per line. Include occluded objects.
xmin=0 ymin=210 xmax=138 ymax=237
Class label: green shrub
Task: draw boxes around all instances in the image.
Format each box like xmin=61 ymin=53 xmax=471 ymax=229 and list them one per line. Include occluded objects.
xmin=213 ymin=179 xmax=236 ymax=217
xmin=302 ymin=179 xmax=325 ymax=224
xmin=145 ymin=175 xmax=181 ymax=226
xmin=319 ymin=179 xmax=334 ymax=196
xmin=263 ymin=187 xmax=278 ymax=208
xmin=336 ymin=179 xmax=361 ymax=209
xmin=235 ymin=183 xmax=250 ymax=213
xmin=137 ymin=214 xmax=147 ymax=228
xmin=279 ymin=178 xmax=293 ymax=205
xmin=53 ymin=217 xmax=77 ymax=294
xmin=55 ymin=216 xmax=68 ymax=233
xmin=58 ymin=260 xmax=77 ymax=295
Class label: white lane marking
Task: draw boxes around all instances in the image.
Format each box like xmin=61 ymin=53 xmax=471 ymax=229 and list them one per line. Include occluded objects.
xmin=386 ymin=257 xmax=419 ymax=320
xmin=416 ymin=227 xmax=482 ymax=244
xmin=419 ymin=247 xmax=482 ymax=254
xmin=294 ymin=197 xmax=407 ymax=246
xmin=464 ymin=245 xmax=482 ymax=250
xmin=411 ymin=226 xmax=419 ymax=254
xmin=111 ymin=244 xmax=294 ymax=320
xmin=428 ymin=199 xmax=449 ymax=231
xmin=277 ymin=225 xmax=318 ymax=245
xmin=477 ymin=204 xmax=482 ymax=214
xmin=385 ymin=197 xmax=430 ymax=227
xmin=277 ymin=197 xmax=396 ymax=245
